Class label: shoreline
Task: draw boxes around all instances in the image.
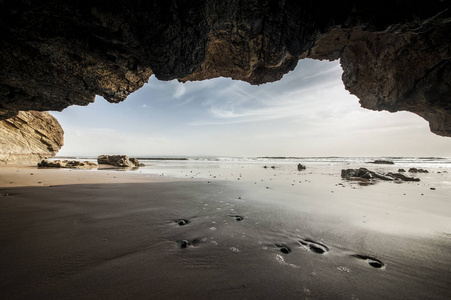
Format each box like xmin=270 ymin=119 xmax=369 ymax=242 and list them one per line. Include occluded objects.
xmin=1 ymin=163 xmax=450 ymax=299
xmin=0 ymin=164 xmax=181 ymax=188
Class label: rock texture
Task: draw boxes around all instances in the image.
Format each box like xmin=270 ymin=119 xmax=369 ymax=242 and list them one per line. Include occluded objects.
xmin=97 ymin=155 xmax=141 ymax=168
xmin=0 ymin=1 xmax=450 ymax=135
xmin=38 ymin=159 xmax=98 ymax=168
xmin=408 ymin=168 xmax=429 ymax=173
xmin=341 ymin=168 xmax=420 ymax=182
xmin=0 ymin=111 xmax=64 ymax=164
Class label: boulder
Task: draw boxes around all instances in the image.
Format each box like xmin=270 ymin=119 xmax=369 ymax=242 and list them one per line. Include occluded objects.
xmin=97 ymin=155 xmax=110 ymax=165
xmin=129 ymin=158 xmax=141 ymax=166
xmin=297 ymin=163 xmax=306 ymax=171
xmin=38 ymin=159 xmax=97 ymax=168
xmin=341 ymin=168 xmax=419 ymax=182
xmin=97 ymin=155 xmax=141 ymax=168
xmin=408 ymin=168 xmax=429 ymax=173
xmin=38 ymin=160 xmax=68 ymax=168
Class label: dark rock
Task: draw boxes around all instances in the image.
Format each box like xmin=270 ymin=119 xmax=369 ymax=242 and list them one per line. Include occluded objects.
xmin=0 ymin=1 xmax=450 ymax=138
xmin=398 ymin=169 xmax=406 ymax=172
xmin=387 ymin=172 xmax=420 ymax=182
xmin=369 ymin=160 xmax=394 ymax=165
xmin=342 ymin=168 xmax=419 ymax=182
xmin=341 ymin=168 xmax=370 ymax=178
xmin=371 ymin=172 xmax=395 ymax=181
xmin=297 ymin=163 xmax=306 ymax=171
xmin=409 ymin=168 xmax=429 ymax=173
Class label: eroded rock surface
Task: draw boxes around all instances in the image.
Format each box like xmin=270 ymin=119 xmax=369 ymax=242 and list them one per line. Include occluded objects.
xmin=97 ymin=155 xmax=141 ymax=168
xmin=38 ymin=159 xmax=98 ymax=168
xmin=0 ymin=1 xmax=450 ymax=135
xmin=341 ymin=168 xmax=420 ymax=182
xmin=0 ymin=111 xmax=64 ymax=164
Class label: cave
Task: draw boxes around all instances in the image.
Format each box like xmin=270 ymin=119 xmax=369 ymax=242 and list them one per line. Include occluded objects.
xmin=1 ymin=2 xmax=451 ymax=299
xmin=0 ymin=0 xmax=450 ymax=161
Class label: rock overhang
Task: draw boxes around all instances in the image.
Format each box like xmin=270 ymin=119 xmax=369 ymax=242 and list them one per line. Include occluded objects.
xmin=0 ymin=0 xmax=450 ymax=135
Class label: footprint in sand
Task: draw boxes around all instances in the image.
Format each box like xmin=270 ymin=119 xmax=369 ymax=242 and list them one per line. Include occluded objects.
xmin=177 ymin=238 xmax=202 ymax=249
xmin=177 ymin=240 xmax=190 ymax=248
xmin=298 ymin=238 xmax=329 ymax=254
xmin=352 ymin=254 xmax=385 ymax=268
xmin=175 ymin=219 xmax=190 ymax=226
xmin=274 ymin=243 xmax=291 ymax=254
xmin=228 ymin=215 xmax=244 ymax=221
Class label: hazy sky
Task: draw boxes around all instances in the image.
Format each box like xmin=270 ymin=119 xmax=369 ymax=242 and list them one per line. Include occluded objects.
xmin=52 ymin=59 xmax=451 ymax=157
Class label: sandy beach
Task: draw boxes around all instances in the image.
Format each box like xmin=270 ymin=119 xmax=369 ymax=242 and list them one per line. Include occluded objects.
xmin=1 ymin=161 xmax=450 ymax=299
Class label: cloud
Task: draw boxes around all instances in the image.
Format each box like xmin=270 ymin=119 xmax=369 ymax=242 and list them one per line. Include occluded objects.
xmin=173 ymin=97 xmax=194 ymax=107
xmin=52 ymin=58 xmax=451 ymax=157
xmin=173 ymin=83 xmax=187 ymax=98
xmin=189 ymin=78 xmax=349 ymax=126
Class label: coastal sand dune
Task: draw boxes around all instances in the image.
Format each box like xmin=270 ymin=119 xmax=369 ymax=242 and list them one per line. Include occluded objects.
xmin=0 ymin=165 xmax=450 ymax=299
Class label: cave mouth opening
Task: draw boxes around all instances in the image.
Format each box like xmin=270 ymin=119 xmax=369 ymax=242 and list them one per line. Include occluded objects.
xmin=50 ymin=59 xmax=451 ymax=158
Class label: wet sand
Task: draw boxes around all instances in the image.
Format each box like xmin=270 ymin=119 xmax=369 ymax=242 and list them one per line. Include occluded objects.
xmin=1 ymin=165 xmax=450 ymax=299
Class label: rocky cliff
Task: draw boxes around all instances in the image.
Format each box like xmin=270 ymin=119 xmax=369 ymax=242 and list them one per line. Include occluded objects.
xmin=0 ymin=111 xmax=64 ymax=164
xmin=0 ymin=1 xmax=450 ymax=135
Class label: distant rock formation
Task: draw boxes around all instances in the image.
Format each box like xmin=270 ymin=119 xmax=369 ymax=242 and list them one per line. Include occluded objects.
xmin=38 ymin=159 xmax=97 ymax=168
xmin=369 ymin=160 xmax=394 ymax=165
xmin=341 ymin=168 xmax=420 ymax=182
xmin=0 ymin=111 xmax=63 ymax=164
xmin=408 ymin=168 xmax=429 ymax=173
xmin=0 ymin=1 xmax=450 ymax=136
xmin=97 ymin=155 xmax=142 ymax=168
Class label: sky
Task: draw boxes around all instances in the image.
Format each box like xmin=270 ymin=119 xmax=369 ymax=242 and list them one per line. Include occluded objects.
xmin=51 ymin=59 xmax=451 ymax=157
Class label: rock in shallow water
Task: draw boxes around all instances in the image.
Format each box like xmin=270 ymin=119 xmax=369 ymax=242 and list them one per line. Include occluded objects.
xmin=369 ymin=160 xmax=394 ymax=165
xmin=341 ymin=168 xmax=419 ymax=182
